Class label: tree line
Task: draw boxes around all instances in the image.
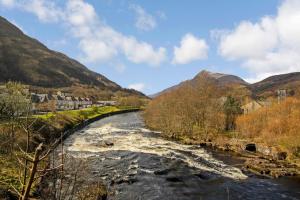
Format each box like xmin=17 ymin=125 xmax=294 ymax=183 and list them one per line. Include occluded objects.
xmin=144 ymin=80 xmax=300 ymax=159
xmin=144 ymin=78 xmax=241 ymax=141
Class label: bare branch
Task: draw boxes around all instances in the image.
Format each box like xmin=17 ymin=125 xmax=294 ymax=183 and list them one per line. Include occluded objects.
xmin=9 ymin=184 xmax=22 ymax=197
xmin=33 ymin=171 xmax=50 ymax=182
xmin=37 ymin=164 xmax=63 ymax=173
xmin=16 ymin=144 xmax=34 ymax=161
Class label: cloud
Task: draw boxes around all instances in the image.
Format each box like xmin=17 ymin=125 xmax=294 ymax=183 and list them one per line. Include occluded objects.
xmin=4 ymin=0 xmax=166 ymax=66
xmin=22 ymin=0 xmax=64 ymax=23
xmin=0 ymin=0 xmax=15 ymax=7
xmin=130 ymin=4 xmax=156 ymax=31
xmin=1 ymin=0 xmax=63 ymax=22
xmin=172 ymin=33 xmax=209 ymax=64
xmin=218 ymin=18 xmax=278 ymax=60
xmin=216 ymin=0 xmax=300 ymax=81
xmin=128 ymin=83 xmax=145 ymax=92
xmin=65 ymin=0 xmax=166 ymax=65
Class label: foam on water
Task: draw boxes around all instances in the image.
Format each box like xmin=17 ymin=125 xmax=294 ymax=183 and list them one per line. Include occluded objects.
xmin=64 ymin=116 xmax=247 ymax=180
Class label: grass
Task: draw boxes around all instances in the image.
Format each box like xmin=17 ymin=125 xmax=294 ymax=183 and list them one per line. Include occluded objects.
xmin=0 ymin=105 xmax=140 ymax=197
xmin=0 ymin=154 xmax=20 ymax=191
xmin=34 ymin=106 xmax=139 ymax=120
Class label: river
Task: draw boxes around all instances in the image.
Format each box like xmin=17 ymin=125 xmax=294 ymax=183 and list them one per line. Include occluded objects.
xmin=51 ymin=112 xmax=300 ymax=200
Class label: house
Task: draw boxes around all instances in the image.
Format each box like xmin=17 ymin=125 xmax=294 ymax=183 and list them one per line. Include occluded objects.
xmin=31 ymin=92 xmax=93 ymax=111
xmin=96 ymin=101 xmax=117 ymax=106
xmin=30 ymin=90 xmax=113 ymax=112
xmin=241 ymin=100 xmax=271 ymax=114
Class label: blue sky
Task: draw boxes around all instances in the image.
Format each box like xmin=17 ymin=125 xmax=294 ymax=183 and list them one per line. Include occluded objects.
xmin=1 ymin=0 xmax=300 ymax=95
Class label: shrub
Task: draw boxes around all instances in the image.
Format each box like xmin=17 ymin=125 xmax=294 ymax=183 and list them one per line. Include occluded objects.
xmin=236 ymin=97 xmax=300 ymax=156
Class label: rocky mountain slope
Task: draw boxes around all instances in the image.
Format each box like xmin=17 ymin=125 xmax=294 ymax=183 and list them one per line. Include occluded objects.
xmin=0 ymin=16 xmax=144 ymax=97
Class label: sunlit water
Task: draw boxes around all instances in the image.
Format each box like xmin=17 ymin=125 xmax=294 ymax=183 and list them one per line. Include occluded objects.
xmin=54 ymin=112 xmax=300 ymax=200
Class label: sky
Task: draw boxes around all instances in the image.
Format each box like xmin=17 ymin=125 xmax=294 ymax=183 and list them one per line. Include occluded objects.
xmin=1 ymin=0 xmax=300 ymax=95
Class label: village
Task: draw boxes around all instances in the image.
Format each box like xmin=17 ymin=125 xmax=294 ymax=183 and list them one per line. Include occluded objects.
xmin=0 ymin=85 xmax=117 ymax=113
xmin=31 ymin=91 xmax=117 ymax=113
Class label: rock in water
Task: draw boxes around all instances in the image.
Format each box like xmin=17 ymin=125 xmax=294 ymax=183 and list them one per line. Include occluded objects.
xmin=245 ymin=144 xmax=256 ymax=152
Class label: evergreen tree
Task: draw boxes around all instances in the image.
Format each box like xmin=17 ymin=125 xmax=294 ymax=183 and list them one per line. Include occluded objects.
xmin=223 ymin=96 xmax=242 ymax=131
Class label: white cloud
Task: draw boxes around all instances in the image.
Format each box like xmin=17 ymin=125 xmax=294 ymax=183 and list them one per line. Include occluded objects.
xmin=22 ymin=0 xmax=64 ymax=23
xmin=130 ymin=4 xmax=156 ymax=31
xmin=4 ymin=0 xmax=166 ymax=66
xmin=64 ymin=0 xmax=166 ymax=65
xmin=128 ymin=83 xmax=145 ymax=92
xmin=217 ymin=0 xmax=300 ymax=80
xmin=0 ymin=0 xmax=15 ymax=7
xmin=172 ymin=33 xmax=209 ymax=64
xmin=219 ymin=18 xmax=278 ymax=60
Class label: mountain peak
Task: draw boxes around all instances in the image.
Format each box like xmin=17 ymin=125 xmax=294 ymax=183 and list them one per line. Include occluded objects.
xmin=195 ymin=70 xmax=249 ymax=86
xmin=0 ymin=16 xmax=24 ymax=37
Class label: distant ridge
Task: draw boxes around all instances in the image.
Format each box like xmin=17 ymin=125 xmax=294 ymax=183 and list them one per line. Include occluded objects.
xmin=251 ymin=72 xmax=300 ymax=96
xmin=151 ymin=70 xmax=300 ymax=99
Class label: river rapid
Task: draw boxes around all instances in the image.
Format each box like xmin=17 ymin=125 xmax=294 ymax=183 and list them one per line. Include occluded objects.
xmin=53 ymin=112 xmax=300 ymax=200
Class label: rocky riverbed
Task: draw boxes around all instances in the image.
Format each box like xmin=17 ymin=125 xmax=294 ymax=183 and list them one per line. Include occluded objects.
xmin=47 ymin=112 xmax=300 ymax=200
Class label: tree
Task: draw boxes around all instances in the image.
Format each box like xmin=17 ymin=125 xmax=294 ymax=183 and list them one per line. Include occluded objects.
xmin=0 ymin=82 xmax=31 ymax=153
xmin=223 ymin=96 xmax=242 ymax=131
xmin=144 ymin=78 xmax=225 ymax=141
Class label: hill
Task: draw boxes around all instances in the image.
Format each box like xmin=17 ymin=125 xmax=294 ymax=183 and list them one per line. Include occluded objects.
xmin=152 ymin=70 xmax=300 ymax=100
xmin=151 ymin=70 xmax=250 ymax=98
xmin=251 ymin=72 xmax=300 ymax=97
xmin=0 ymin=16 xmax=144 ymax=98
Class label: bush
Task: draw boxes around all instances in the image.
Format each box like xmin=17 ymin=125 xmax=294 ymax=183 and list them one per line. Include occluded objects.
xmin=236 ymin=98 xmax=300 ymax=156
xmin=144 ymin=78 xmax=225 ymax=140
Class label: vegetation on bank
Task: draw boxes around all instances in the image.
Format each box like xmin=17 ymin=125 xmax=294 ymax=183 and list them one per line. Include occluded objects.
xmin=34 ymin=105 xmax=137 ymax=120
xmin=144 ymin=80 xmax=300 ymax=162
xmin=237 ymin=97 xmax=300 ymax=158
xmin=0 ymin=82 xmax=142 ymax=199
xmin=144 ymin=78 xmax=231 ymax=140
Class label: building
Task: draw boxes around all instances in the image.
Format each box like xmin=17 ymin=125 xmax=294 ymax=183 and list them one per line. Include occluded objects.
xmin=31 ymin=92 xmax=93 ymax=112
xmin=241 ymin=100 xmax=271 ymax=114
xmin=96 ymin=101 xmax=117 ymax=106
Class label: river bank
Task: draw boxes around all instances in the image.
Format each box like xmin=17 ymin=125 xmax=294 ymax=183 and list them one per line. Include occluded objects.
xmin=178 ymin=136 xmax=300 ymax=179
xmin=44 ymin=112 xmax=300 ymax=200
xmin=0 ymin=107 xmax=140 ymax=200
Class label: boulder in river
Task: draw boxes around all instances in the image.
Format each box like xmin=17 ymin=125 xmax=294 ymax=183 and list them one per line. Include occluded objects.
xmin=104 ymin=140 xmax=114 ymax=146
xmin=245 ymin=143 xmax=256 ymax=152
xmin=154 ymin=168 xmax=171 ymax=175
xmin=166 ymin=176 xmax=183 ymax=182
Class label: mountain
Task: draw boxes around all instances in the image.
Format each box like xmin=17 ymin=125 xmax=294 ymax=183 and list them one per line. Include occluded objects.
xmin=151 ymin=70 xmax=249 ymax=98
xmin=0 ymin=16 xmax=144 ymax=98
xmin=152 ymin=70 xmax=300 ymax=100
xmin=192 ymin=70 xmax=249 ymax=86
xmin=251 ymin=72 xmax=300 ymax=97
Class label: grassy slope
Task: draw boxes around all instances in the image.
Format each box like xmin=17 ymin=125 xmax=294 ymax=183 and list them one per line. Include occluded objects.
xmin=0 ymin=106 xmax=139 ymax=196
